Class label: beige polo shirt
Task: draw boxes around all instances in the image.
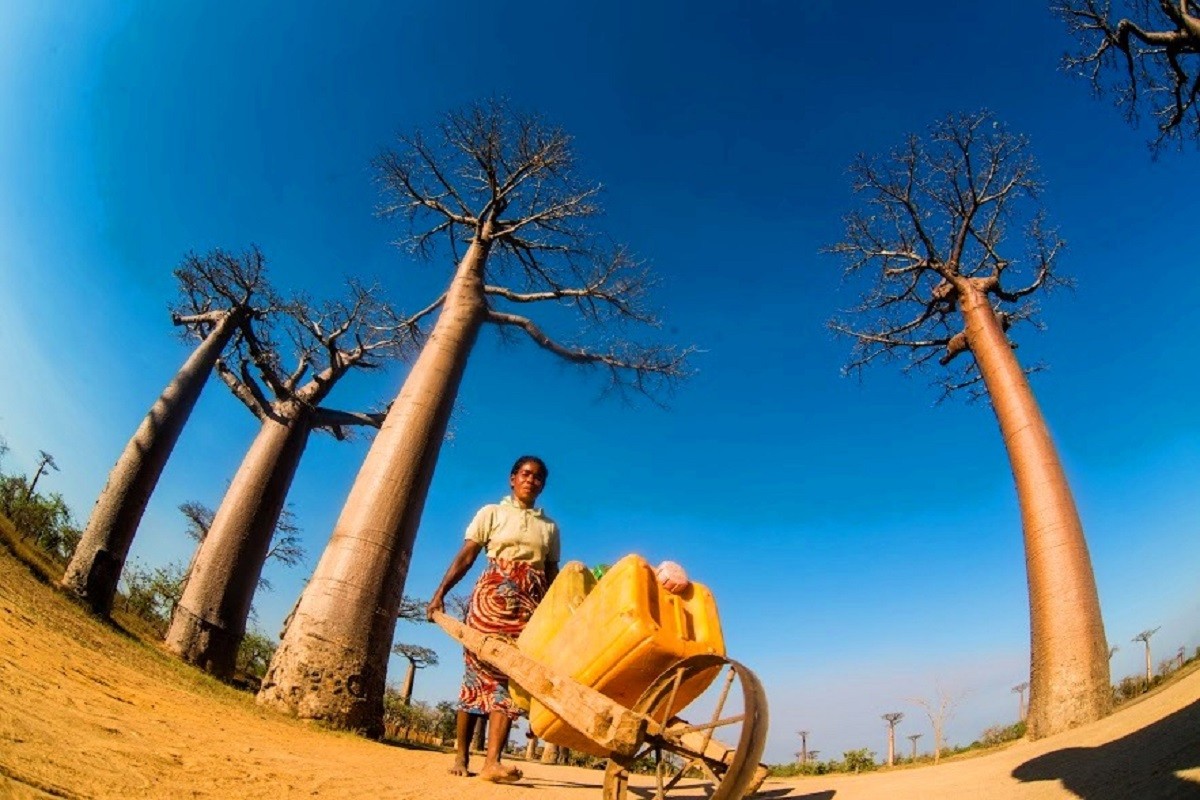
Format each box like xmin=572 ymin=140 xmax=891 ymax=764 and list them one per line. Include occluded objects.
xmin=465 ymin=495 xmax=560 ymax=570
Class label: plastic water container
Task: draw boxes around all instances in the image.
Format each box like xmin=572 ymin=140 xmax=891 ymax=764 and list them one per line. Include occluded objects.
xmin=509 ymin=561 xmax=596 ymax=712
xmin=516 ymin=553 xmax=725 ymax=756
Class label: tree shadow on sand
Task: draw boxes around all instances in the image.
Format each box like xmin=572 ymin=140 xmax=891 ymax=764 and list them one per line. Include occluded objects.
xmin=753 ymin=789 xmax=835 ymax=800
xmin=1012 ymin=698 xmax=1200 ymax=799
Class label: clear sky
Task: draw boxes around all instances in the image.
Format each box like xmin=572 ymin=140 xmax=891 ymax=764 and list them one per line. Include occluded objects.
xmin=1 ymin=0 xmax=1197 ymax=765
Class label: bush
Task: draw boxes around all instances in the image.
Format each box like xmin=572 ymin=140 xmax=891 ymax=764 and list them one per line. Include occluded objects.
xmin=840 ymin=748 xmax=877 ymax=773
xmin=0 ymin=476 xmax=80 ymax=561
xmin=117 ymin=559 xmax=188 ymax=636
xmin=975 ymin=721 xmax=1026 ymax=748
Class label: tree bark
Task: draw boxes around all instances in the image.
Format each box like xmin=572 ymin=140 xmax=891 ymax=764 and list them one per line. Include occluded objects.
xmin=165 ymin=405 xmax=314 ymax=677
xmin=62 ymin=309 xmax=246 ymax=615
xmin=256 ymin=238 xmax=491 ymax=734
xmin=540 ymin=742 xmax=558 ymax=764
xmin=959 ymin=284 xmax=1111 ymax=739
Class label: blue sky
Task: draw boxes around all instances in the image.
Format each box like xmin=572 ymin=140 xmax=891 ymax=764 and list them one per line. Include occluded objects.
xmin=1 ymin=1 xmax=1197 ymax=765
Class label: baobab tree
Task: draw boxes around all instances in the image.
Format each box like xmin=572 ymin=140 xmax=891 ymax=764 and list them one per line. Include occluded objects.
xmin=1056 ymin=0 xmax=1200 ymax=152
xmin=172 ymin=501 xmax=305 ymax=617
xmin=63 ymin=248 xmax=270 ymax=615
xmin=907 ymin=733 xmax=922 ymax=761
xmin=797 ymin=730 xmax=810 ymax=765
xmin=1133 ymin=626 xmax=1161 ymax=683
xmin=827 ymin=111 xmax=1110 ymax=739
xmin=390 ymin=643 xmax=438 ymax=705
xmin=257 ymin=100 xmax=692 ymax=734
xmin=165 ymin=280 xmax=419 ymax=679
xmin=882 ymin=712 xmax=904 ymax=766
xmin=1012 ymin=681 xmax=1030 ymax=722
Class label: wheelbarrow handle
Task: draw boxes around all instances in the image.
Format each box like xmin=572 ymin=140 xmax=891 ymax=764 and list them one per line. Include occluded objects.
xmin=430 ymin=611 xmax=644 ymax=758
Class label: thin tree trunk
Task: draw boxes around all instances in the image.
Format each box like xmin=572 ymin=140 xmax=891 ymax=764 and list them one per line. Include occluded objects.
xmin=959 ymin=285 xmax=1110 ymax=738
xmin=400 ymin=661 xmax=415 ymax=705
xmin=62 ymin=310 xmax=245 ymax=615
xmin=257 ymin=239 xmax=491 ymax=734
xmin=473 ymin=718 xmax=487 ymax=752
xmin=165 ymin=406 xmax=313 ymax=677
xmin=887 ymin=729 xmax=895 ymax=766
xmin=525 ymin=735 xmax=538 ymax=761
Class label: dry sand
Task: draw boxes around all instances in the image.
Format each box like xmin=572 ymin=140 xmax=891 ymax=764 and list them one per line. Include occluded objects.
xmin=1 ymin=545 xmax=1197 ymax=800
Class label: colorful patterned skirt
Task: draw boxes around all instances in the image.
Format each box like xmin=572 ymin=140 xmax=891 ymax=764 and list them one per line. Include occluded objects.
xmin=459 ymin=558 xmax=548 ymax=719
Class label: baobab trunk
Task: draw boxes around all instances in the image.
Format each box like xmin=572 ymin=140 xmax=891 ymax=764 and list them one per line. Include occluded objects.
xmin=399 ymin=661 xmax=415 ymax=705
xmin=257 ymin=239 xmax=491 ymax=734
xmin=959 ymin=284 xmax=1110 ymax=738
xmin=62 ymin=310 xmax=246 ymax=615
xmin=166 ymin=406 xmax=314 ymax=677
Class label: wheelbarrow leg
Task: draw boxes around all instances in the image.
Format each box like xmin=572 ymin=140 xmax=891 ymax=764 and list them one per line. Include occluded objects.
xmin=603 ymin=761 xmax=629 ymax=800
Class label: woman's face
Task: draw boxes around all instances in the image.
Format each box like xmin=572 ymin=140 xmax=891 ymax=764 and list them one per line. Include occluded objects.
xmin=509 ymin=462 xmax=546 ymax=508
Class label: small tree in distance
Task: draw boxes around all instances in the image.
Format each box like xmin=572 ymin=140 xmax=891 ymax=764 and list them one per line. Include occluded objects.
xmin=390 ymin=643 xmax=439 ymax=705
xmin=1012 ymin=681 xmax=1030 ymax=721
xmin=907 ymin=733 xmax=923 ymax=761
xmin=22 ymin=451 xmax=59 ymax=502
xmin=1133 ymin=626 xmax=1161 ymax=683
xmin=826 ymin=111 xmax=1111 ymax=739
xmin=882 ymin=712 xmax=904 ymax=766
xmin=1056 ymin=0 xmax=1200 ymax=152
xmin=909 ymin=684 xmax=962 ymax=765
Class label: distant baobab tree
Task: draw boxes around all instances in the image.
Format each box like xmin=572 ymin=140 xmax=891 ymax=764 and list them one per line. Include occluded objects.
xmin=1056 ymin=0 xmax=1200 ymax=152
xmin=22 ymin=451 xmax=59 ymax=501
xmin=1013 ymin=681 xmax=1030 ymax=722
xmin=907 ymin=733 xmax=922 ymax=761
xmin=390 ymin=643 xmax=438 ymax=705
xmin=1133 ymin=627 xmax=1161 ymax=683
xmin=827 ymin=111 xmax=1110 ymax=739
xmin=1109 ymin=644 xmax=1120 ymax=659
xmin=797 ymin=730 xmax=809 ymax=764
xmin=165 ymin=278 xmax=420 ymax=679
xmin=882 ymin=712 xmax=904 ymax=766
xmin=63 ymin=248 xmax=271 ymax=615
xmin=257 ymin=100 xmax=693 ymax=734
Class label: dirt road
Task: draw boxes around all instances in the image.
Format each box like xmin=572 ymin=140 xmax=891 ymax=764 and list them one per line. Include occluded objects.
xmin=1 ymin=546 xmax=1197 ymax=799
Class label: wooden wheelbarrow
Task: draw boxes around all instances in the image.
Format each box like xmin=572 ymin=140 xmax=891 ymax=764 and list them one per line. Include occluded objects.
xmin=433 ymin=611 xmax=770 ymax=800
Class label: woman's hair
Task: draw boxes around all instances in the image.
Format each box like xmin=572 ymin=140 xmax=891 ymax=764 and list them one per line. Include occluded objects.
xmin=510 ymin=455 xmax=549 ymax=481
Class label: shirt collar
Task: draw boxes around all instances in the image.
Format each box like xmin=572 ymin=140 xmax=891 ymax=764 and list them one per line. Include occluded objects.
xmin=501 ymin=495 xmax=543 ymax=516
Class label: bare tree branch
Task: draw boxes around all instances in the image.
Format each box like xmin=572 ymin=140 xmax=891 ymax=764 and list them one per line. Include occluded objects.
xmin=1057 ymin=0 xmax=1200 ymax=151
xmin=825 ymin=111 xmax=1068 ymax=396
xmin=486 ymin=309 xmax=693 ymax=401
xmin=372 ymin=99 xmax=694 ymax=403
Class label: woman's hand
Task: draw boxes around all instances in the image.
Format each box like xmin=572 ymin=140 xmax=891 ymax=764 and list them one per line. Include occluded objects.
xmin=425 ymin=593 xmax=445 ymax=621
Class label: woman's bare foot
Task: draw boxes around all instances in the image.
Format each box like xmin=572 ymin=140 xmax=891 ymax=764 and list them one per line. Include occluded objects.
xmin=449 ymin=756 xmax=470 ymax=777
xmin=477 ymin=763 xmax=523 ymax=784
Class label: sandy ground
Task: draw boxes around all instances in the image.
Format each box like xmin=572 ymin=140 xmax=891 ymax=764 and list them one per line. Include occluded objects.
xmin=1 ymin=545 xmax=1197 ymax=800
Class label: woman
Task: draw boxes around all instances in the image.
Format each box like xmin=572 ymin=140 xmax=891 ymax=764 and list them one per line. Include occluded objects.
xmin=426 ymin=455 xmax=559 ymax=783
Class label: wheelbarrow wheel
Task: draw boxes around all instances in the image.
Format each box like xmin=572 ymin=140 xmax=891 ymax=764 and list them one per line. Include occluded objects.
xmin=603 ymin=655 xmax=769 ymax=800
